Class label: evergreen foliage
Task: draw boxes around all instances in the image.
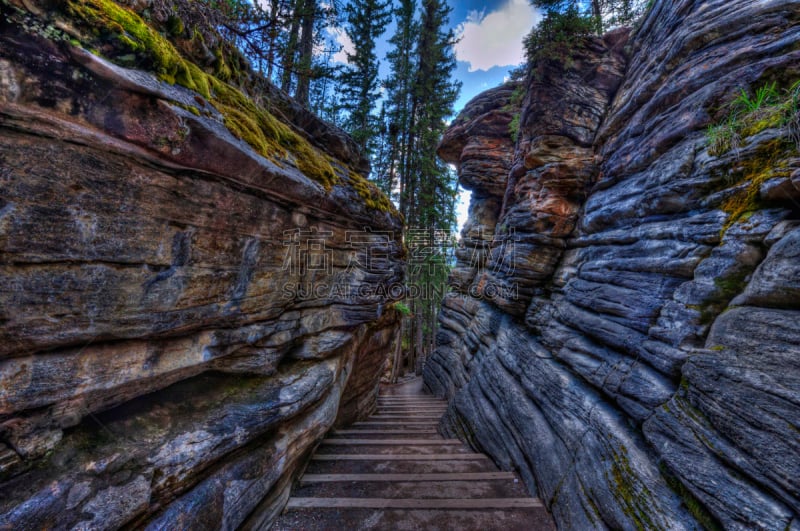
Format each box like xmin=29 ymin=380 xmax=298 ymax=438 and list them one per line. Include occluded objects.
xmin=525 ymin=0 xmax=647 ymax=64
xmin=382 ymin=0 xmax=461 ymax=378
xmin=338 ymin=0 xmax=392 ymax=156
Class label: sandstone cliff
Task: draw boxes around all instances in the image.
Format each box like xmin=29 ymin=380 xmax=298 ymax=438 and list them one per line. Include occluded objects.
xmin=0 ymin=0 xmax=403 ymax=528
xmin=425 ymin=1 xmax=800 ymax=529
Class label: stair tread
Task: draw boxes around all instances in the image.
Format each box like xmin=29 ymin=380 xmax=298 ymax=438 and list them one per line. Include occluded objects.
xmin=312 ymin=453 xmax=488 ymax=461
xmin=301 ymin=472 xmax=516 ymax=482
xmin=321 ymin=439 xmax=460 ymax=445
xmin=272 ymin=381 xmax=552 ymax=529
xmin=286 ymin=497 xmax=543 ymax=509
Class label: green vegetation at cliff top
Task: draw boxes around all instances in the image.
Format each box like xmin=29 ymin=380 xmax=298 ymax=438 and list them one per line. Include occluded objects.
xmin=64 ymin=0 xmax=342 ymax=190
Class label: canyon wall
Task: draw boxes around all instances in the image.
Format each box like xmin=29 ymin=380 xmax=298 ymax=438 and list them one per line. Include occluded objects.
xmin=425 ymin=1 xmax=800 ymax=529
xmin=0 ymin=1 xmax=403 ymax=528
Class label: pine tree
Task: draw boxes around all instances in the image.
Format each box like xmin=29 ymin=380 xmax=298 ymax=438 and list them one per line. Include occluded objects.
xmin=407 ymin=0 xmax=460 ymax=228
xmin=338 ymin=0 xmax=392 ymax=156
xmin=381 ymin=0 xmax=460 ymax=379
xmin=278 ymin=0 xmax=339 ymax=107
xmin=381 ymin=0 xmax=417 ymax=202
xmin=281 ymin=0 xmax=303 ymax=93
xmin=528 ymin=0 xmax=647 ymax=34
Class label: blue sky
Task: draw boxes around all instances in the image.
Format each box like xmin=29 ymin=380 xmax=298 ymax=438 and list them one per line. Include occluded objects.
xmin=332 ymin=0 xmax=540 ymax=114
xmin=448 ymin=0 xmax=541 ymax=111
xmin=447 ymin=0 xmax=542 ymax=231
xmin=329 ymin=0 xmax=542 ymax=230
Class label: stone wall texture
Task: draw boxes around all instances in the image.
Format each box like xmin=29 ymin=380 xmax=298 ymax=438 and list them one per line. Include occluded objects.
xmin=424 ymin=1 xmax=800 ymax=529
xmin=0 ymin=2 xmax=403 ymax=528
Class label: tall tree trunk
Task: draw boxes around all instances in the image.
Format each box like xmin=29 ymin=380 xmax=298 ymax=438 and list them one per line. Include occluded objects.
xmin=591 ymin=0 xmax=603 ymax=32
xmin=265 ymin=0 xmax=281 ymax=80
xmin=281 ymin=0 xmax=302 ymax=92
xmin=294 ymin=0 xmax=316 ymax=106
xmin=390 ymin=318 xmax=404 ymax=384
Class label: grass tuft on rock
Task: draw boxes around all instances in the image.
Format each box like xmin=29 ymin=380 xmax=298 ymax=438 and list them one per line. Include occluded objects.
xmin=706 ymin=80 xmax=800 ymax=156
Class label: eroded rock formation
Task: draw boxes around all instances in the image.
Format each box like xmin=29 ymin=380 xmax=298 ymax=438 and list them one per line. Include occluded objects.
xmin=0 ymin=1 xmax=403 ymax=528
xmin=425 ymin=1 xmax=800 ymax=529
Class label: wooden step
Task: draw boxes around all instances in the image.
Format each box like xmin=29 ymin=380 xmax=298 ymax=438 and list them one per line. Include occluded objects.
xmin=369 ymin=415 xmax=444 ymax=420
xmin=377 ymin=400 xmax=443 ymax=404
xmin=375 ymin=409 xmax=445 ymax=413
xmin=272 ymin=379 xmax=553 ymax=530
xmin=353 ymin=420 xmax=439 ymax=428
xmin=376 ymin=404 xmax=444 ymax=408
xmin=320 ymin=439 xmax=461 ymax=446
xmin=301 ymin=472 xmax=516 ymax=483
xmin=332 ymin=430 xmax=439 ymax=435
xmin=312 ymin=454 xmax=487 ymax=461
xmin=377 ymin=399 xmax=443 ymax=403
xmin=286 ymin=497 xmax=543 ymax=509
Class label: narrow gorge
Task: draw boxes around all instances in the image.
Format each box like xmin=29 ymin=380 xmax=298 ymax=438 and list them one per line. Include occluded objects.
xmin=1 ymin=0 xmax=800 ymax=529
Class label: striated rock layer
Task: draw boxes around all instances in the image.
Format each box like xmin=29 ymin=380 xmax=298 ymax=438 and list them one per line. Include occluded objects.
xmin=425 ymin=1 xmax=800 ymax=529
xmin=0 ymin=1 xmax=403 ymax=528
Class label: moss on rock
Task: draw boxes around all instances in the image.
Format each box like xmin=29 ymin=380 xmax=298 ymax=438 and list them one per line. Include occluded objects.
xmin=63 ymin=0 xmax=339 ymax=189
xmin=347 ymin=171 xmax=398 ymax=214
xmin=719 ymin=138 xmax=793 ymax=233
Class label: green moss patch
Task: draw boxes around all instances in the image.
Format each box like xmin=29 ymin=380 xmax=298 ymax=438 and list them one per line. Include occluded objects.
xmin=64 ymin=0 xmax=338 ymax=189
xmin=718 ymin=138 xmax=793 ymax=233
xmin=606 ymin=445 xmax=658 ymax=531
xmin=66 ymin=0 xmax=210 ymax=95
xmin=347 ymin=171 xmax=398 ymax=214
xmin=659 ymin=463 xmax=722 ymax=531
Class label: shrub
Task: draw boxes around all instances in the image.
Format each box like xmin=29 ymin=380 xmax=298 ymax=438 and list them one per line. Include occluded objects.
xmin=509 ymin=113 xmax=521 ymax=143
xmin=524 ymin=6 xmax=596 ymax=67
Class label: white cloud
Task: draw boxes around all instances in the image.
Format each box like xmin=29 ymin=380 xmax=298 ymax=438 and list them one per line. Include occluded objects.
xmin=456 ymin=188 xmax=471 ymax=234
xmin=329 ymin=27 xmax=355 ymax=64
xmin=454 ymin=0 xmax=541 ymax=72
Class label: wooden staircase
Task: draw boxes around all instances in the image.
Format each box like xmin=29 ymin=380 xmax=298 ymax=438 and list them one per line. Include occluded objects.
xmin=272 ymin=379 xmax=554 ymax=530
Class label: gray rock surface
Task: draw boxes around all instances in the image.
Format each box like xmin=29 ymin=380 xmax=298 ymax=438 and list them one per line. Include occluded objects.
xmin=425 ymin=0 xmax=800 ymax=529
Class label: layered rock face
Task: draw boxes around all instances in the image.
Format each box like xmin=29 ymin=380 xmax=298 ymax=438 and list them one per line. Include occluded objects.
xmin=425 ymin=1 xmax=800 ymax=529
xmin=0 ymin=2 xmax=403 ymax=528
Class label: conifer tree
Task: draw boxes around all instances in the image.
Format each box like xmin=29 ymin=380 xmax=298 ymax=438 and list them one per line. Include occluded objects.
xmin=529 ymin=0 xmax=646 ymax=33
xmin=294 ymin=0 xmax=318 ymax=105
xmin=338 ymin=0 xmax=392 ymax=156
xmin=380 ymin=0 xmax=460 ymax=378
xmin=380 ymin=0 xmax=417 ymax=200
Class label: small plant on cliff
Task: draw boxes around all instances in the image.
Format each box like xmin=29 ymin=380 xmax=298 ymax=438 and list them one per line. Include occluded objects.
xmin=706 ymin=122 xmax=740 ymax=158
xmin=706 ymin=80 xmax=800 ymax=156
xmin=509 ymin=113 xmax=521 ymax=143
xmin=731 ymin=82 xmax=779 ymax=113
xmin=524 ymin=5 xmax=596 ymax=68
xmin=704 ymin=78 xmax=800 ymax=234
xmin=525 ymin=0 xmax=649 ymax=66
xmin=391 ymin=301 xmax=412 ymax=316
